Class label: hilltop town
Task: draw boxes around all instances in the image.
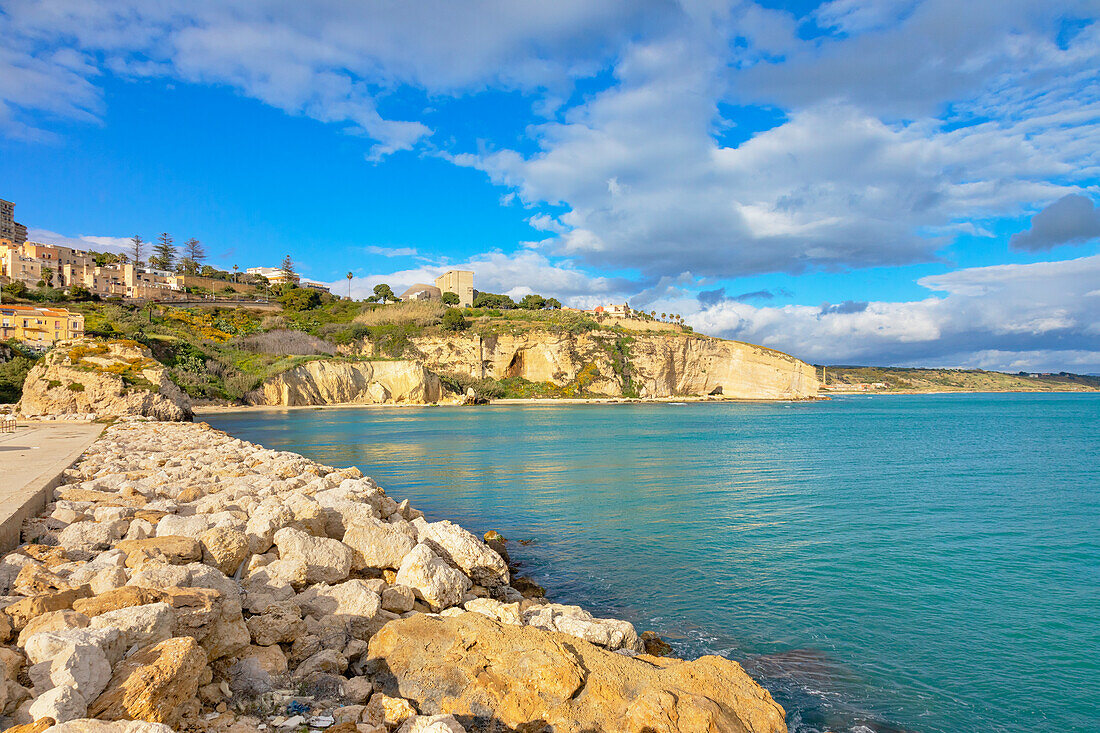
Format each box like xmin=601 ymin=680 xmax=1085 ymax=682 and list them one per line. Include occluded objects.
xmin=1 ymin=197 xmax=691 ymax=353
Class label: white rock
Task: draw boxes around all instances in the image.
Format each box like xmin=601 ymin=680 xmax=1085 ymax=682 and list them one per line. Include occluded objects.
xmin=272 ymin=527 xmax=352 ymax=585
xmin=29 ymin=684 xmax=87 ymax=723
xmin=245 ymin=502 xmax=294 ymax=554
xmin=522 ymin=603 xmax=644 ymax=652
xmin=343 ymin=518 xmax=416 ymax=570
xmin=155 ymin=514 xmax=210 ymax=538
xmin=56 ymin=522 xmax=115 ymax=555
xmin=297 ymin=580 xmax=381 ymax=618
xmin=127 ymin=562 xmax=191 ymax=589
xmin=416 ymin=520 xmax=509 ymax=587
xmin=123 ymin=518 xmax=154 ymax=541
xmin=90 ymin=602 xmax=174 ymax=653
xmin=463 ymin=598 xmax=522 ymax=626
xmin=89 ymin=567 xmax=128 ymax=594
xmin=397 ymin=714 xmax=468 ymax=733
xmin=394 ymin=544 xmax=471 ymax=612
xmin=24 ymin=634 xmax=112 ymax=701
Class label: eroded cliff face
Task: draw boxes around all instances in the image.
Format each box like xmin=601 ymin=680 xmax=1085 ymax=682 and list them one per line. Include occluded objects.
xmin=17 ymin=338 xmax=193 ymax=420
xmin=402 ymin=331 xmax=818 ymax=399
xmin=248 ymin=359 xmax=451 ymax=406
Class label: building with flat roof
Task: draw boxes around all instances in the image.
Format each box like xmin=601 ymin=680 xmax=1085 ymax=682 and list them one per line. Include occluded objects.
xmin=0 ymin=305 xmax=84 ymax=350
xmin=434 ymin=270 xmax=474 ymax=307
xmin=0 ymin=199 xmax=28 ymax=245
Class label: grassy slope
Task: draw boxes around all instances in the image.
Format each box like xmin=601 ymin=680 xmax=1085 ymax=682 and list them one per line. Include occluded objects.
xmin=822 ymin=365 xmax=1100 ymax=392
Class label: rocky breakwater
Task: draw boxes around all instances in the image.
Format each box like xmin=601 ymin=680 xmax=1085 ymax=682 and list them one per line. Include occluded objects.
xmin=404 ymin=330 xmax=819 ymax=400
xmin=0 ymin=419 xmax=787 ymax=733
xmin=17 ymin=339 xmax=192 ymax=421
xmin=248 ymin=360 xmax=453 ymax=407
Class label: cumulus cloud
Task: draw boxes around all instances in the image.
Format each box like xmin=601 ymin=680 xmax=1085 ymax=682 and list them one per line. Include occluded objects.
xmin=1010 ymin=194 xmax=1100 ymax=250
xmin=686 ymin=255 xmax=1100 ymax=372
xmin=27 ymin=229 xmax=132 ymax=254
xmin=457 ymin=4 xmax=1099 ymax=280
xmin=0 ymin=0 xmax=669 ymax=154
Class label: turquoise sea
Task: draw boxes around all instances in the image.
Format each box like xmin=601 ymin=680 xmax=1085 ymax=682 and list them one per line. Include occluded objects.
xmin=205 ymin=393 xmax=1099 ymax=733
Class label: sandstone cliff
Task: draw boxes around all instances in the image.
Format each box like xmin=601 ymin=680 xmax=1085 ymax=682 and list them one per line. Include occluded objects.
xmin=248 ymin=359 xmax=451 ymax=406
xmin=17 ymin=338 xmax=192 ymax=421
xmin=401 ymin=331 xmax=818 ymax=400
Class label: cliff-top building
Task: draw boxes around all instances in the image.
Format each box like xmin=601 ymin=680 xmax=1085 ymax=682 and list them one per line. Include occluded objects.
xmin=434 ymin=269 xmax=475 ymax=307
xmin=0 ymin=199 xmax=28 ymax=245
xmin=0 ymin=305 xmax=85 ymax=350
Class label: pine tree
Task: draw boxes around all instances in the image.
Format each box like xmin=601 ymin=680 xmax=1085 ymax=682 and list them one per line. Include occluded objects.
xmin=280 ymin=254 xmax=296 ymax=286
xmin=130 ymin=235 xmax=145 ymax=268
xmin=181 ymin=238 xmax=205 ymax=274
xmin=151 ymin=232 xmax=175 ymax=271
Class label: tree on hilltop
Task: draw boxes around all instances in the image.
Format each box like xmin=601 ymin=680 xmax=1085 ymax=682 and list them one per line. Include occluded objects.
xmin=371 ymin=283 xmax=397 ymax=303
xmin=280 ymin=254 xmax=296 ymax=284
xmin=150 ymin=232 xmax=175 ymax=270
xmin=519 ymin=294 xmax=547 ymax=310
xmin=130 ymin=235 xmax=145 ymax=268
xmin=179 ymin=238 xmax=205 ymax=274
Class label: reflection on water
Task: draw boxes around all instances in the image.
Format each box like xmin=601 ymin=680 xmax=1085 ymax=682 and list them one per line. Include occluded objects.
xmin=206 ymin=395 xmax=1100 ymax=733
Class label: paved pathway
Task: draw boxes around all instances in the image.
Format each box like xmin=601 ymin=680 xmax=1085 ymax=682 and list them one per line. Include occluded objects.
xmin=0 ymin=422 xmax=104 ymax=551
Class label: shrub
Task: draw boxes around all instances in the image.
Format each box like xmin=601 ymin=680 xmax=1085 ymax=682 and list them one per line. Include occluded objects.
xmin=280 ymin=288 xmax=321 ymax=311
xmin=441 ymin=308 xmax=469 ymax=332
xmin=441 ymin=291 xmax=460 ymax=305
xmin=232 ymin=330 xmax=337 ymax=356
xmin=67 ymin=382 xmax=85 ymax=392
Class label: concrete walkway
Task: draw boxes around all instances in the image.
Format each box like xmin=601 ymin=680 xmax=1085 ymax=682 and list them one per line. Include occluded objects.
xmin=0 ymin=422 xmax=104 ymax=551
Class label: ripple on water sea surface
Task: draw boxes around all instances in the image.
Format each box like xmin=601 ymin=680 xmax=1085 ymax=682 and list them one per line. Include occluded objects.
xmin=205 ymin=394 xmax=1100 ymax=733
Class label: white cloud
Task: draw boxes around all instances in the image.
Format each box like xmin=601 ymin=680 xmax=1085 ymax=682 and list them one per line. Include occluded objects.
xmin=324 ymin=249 xmax=628 ymax=303
xmin=684 ymin=255 xmax=1100 ymax=372
xmin=26 ymin=229 xmax=132 ymax=254
xmin=0 ymin=0 xmax=671 ymax=154
xmin=364 ymin=245 xmax=418 ymax=257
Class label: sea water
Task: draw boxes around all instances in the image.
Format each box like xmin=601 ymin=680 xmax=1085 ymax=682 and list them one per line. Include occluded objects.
xmin=206 ymin=393 xmax=1100 ymax=733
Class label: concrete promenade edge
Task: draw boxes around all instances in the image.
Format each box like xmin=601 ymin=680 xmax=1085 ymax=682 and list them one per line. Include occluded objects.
xmin=0 ymin=422 xmax=104 ymax=552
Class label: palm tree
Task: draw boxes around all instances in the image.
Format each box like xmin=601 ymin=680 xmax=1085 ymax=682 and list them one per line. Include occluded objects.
xmin=232 ymin=264 xmax=239 ymax=283
xmin=346 ymin=272 xmax=353 ymax=300
xmin=661 ymin=312 xmax=666 ymax=321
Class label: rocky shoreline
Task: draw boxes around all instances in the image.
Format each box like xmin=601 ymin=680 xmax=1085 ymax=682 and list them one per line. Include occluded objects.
xmin=0 ymin=418 xmax=787 ymax=733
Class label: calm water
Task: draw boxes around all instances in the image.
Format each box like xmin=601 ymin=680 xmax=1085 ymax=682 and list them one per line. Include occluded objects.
xmin=205 ymin=394 xmax=1100 ymax=733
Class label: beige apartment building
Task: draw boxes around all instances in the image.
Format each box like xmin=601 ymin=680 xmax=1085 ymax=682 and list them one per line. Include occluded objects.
xmin=1 ymin=241 xmax=185 ymax=299
xmin=434 ymin=269 xmax=475 ymax=307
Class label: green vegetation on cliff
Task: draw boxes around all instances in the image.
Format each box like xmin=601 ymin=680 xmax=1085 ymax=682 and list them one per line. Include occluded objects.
xmin=822 ymin=365 xmax=1100 ymax=392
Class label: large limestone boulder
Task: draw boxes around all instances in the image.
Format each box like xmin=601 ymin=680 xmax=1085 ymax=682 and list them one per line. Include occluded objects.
xmin=17 ymin=339 xmax=192 ymax=421
xmin=343 ymin=518 xmax=416 ymax=570
xmin=272 ymin=528 xmax=352 ymax=584
xmin=88 ymin=636 xmax=209 ymax=727
xmin=394 ymin=545 xmax=470 ymax=612
xmin=415 ymin=520 xmax=509 ymax=587
xmin=366 ymin=613 xmax=787 ymax=733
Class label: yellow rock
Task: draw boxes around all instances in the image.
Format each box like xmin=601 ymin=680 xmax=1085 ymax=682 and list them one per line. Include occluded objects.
xmin=89 ymin=636 xmax=210 ymax=727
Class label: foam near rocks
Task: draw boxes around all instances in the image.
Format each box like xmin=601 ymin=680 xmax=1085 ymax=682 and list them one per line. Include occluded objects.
xmin=0 ymin=419 xmax=783 ymax=733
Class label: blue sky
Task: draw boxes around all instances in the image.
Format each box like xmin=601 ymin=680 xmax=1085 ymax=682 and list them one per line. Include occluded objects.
xmin=2 ymin=0 xmax=1099 ymax=371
